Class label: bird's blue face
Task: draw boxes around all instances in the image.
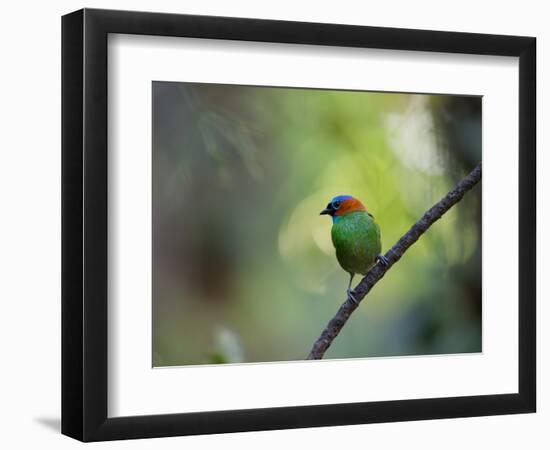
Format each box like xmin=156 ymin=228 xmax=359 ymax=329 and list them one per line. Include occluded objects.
xmin=330 ymin=195 xmax=353 ymax=206
xmin=320 ymin=195 xmax=353 ymax=223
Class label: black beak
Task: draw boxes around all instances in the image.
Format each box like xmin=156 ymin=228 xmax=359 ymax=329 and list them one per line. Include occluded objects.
xmin=320 ymin=206 xmax=333 ymax=216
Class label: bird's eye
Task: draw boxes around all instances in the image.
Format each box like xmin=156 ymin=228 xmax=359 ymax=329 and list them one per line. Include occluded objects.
xmin=332 ymin=201 xmax=341 ymax=209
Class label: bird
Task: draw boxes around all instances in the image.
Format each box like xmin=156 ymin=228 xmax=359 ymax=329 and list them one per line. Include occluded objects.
xmin=320 ymin=194 xmax=388 ymax=304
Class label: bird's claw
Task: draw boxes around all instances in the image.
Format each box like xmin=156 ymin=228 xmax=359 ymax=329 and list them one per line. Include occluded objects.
xmin=347 ymin=288 xmax=358 ymax=305
xmin=376 ymin=254 xmax=390 ymax=267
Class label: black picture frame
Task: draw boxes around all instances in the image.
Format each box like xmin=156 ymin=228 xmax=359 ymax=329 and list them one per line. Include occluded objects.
xmin=62 ymin=8 xmax=536 ymax=442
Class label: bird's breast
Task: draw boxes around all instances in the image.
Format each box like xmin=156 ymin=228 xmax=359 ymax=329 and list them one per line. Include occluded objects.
xmin=331 ymin=212 xmax=381 ymax=275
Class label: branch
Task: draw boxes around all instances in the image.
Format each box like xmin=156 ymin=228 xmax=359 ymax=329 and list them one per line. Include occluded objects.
xmin=307 ymin=163 xmax=482 ymax=360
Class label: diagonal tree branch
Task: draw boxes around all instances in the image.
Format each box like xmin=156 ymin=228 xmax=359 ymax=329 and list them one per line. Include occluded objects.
xmin=307 ymin=163 xmax=482 ymax=360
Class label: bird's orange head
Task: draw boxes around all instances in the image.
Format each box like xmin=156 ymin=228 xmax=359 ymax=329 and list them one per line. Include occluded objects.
xmin=320 ymin=195 xmax=367 ymax=220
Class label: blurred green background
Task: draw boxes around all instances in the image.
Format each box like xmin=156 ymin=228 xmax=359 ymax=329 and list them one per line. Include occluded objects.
xmin=152 ymin=81 xmax=481 ymax=367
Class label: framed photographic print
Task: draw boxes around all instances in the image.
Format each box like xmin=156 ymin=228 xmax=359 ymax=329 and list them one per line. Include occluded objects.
xmin=61 ymin=8 xmax=536 ymax=441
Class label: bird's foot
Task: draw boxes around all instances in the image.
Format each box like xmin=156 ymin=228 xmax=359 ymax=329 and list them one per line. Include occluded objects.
xmin=347 ymin=288 xmax=358 ymax=305
xmin=376 ymin=254 xmax=390 ymax=267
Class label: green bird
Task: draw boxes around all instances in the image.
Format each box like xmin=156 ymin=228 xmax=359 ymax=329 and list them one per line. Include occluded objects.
xmin=320 ymin=194 xmax=388 ymax=303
